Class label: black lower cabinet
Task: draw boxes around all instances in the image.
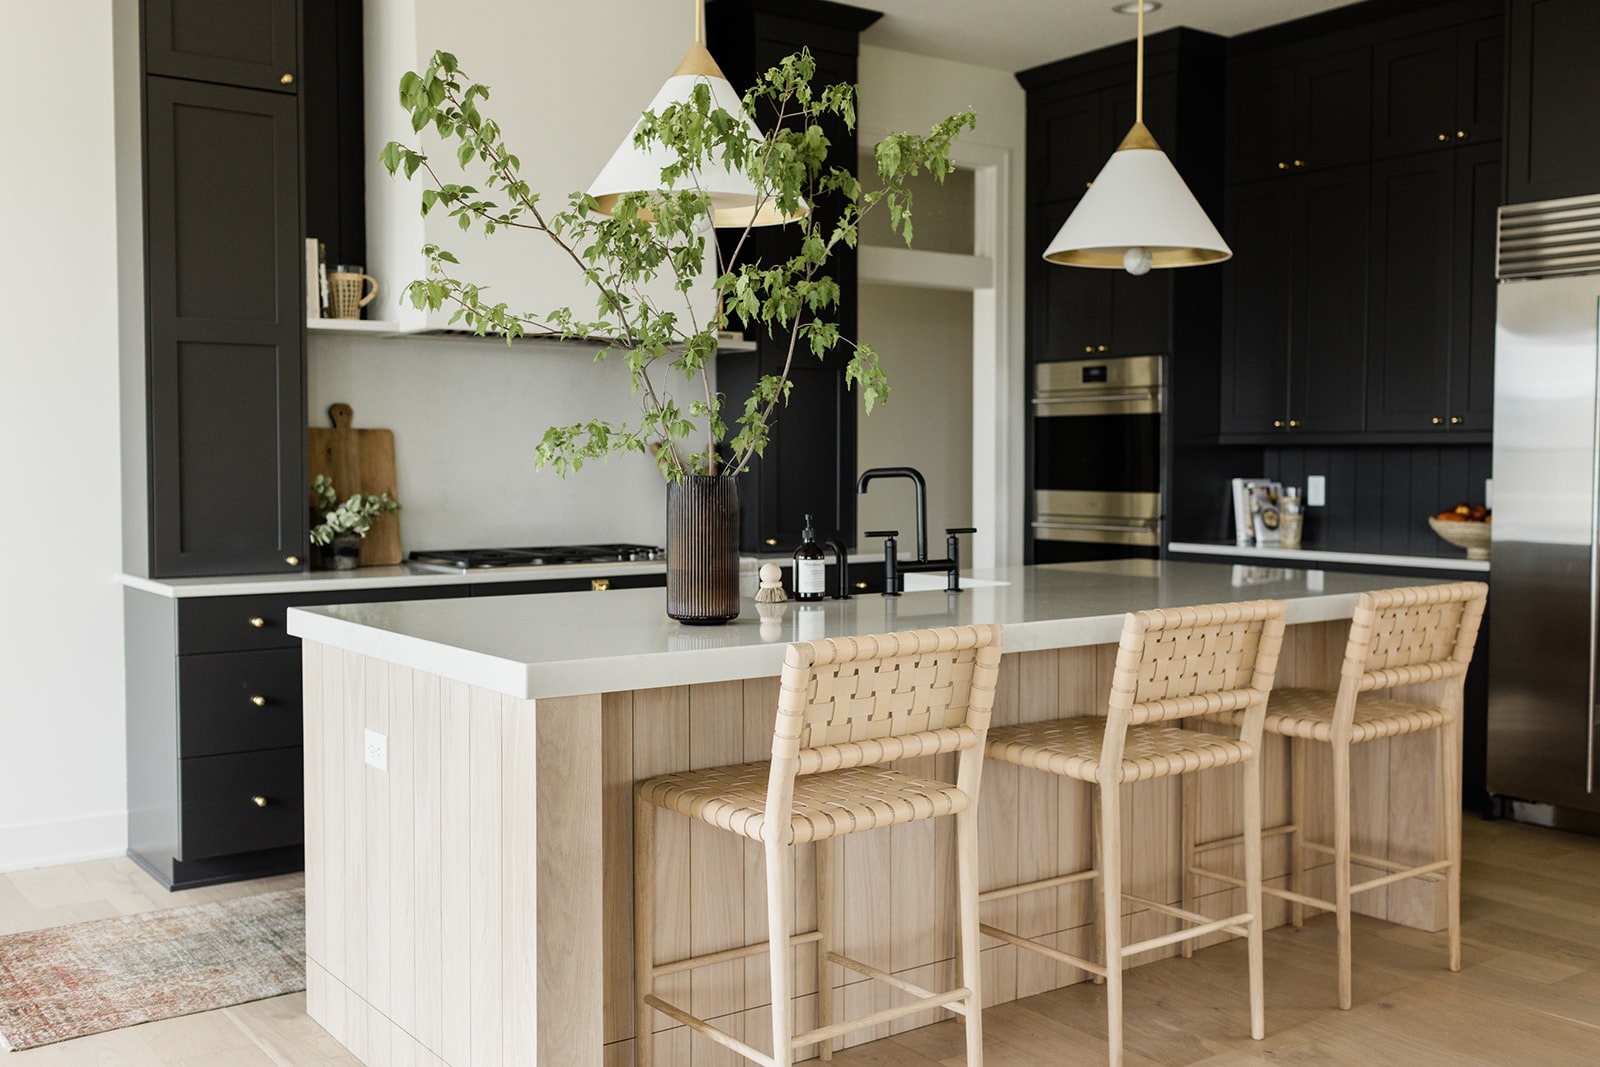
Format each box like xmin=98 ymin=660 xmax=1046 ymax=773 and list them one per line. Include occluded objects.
xmin=127 ymin=575 xmax=664 ymax=889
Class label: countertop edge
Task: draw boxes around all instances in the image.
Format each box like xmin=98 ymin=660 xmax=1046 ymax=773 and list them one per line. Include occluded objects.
xmin=1167 ymin=541 xmax=1491 ymax=572
xmin=119 ymin=560 xmax=667 ymax=598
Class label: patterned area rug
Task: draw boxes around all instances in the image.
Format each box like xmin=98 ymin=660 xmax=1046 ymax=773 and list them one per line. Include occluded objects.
xmin=0 ymin=887 xmax=305 ymax=1051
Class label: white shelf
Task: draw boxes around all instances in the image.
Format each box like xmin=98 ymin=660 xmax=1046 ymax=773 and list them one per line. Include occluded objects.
xmin=1167 ymin=541 xmax=1491 ymax=573
xmin=307 ymin=318 xmax=399 ymax=333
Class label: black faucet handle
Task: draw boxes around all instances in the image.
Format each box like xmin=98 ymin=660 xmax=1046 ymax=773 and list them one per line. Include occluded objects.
xmin=945 ymin=527 xmax=977 ymax=535
xmin=865 ymin=529 xmax=900 ymax=539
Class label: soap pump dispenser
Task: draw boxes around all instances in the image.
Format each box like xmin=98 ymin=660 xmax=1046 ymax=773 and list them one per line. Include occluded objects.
xmin=792 ymin=514 xmax=826 ymax=601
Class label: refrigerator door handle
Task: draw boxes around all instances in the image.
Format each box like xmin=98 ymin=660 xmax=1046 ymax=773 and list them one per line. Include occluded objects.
xmin=1591 ymin=297 xmax=1600 ymax=796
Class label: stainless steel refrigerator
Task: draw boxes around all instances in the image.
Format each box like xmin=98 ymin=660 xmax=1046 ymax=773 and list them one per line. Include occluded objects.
xmin=1487 ymin=193 xmax=1600 ymax=822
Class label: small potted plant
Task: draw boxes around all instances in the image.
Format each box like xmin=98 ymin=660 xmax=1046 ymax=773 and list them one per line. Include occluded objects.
xmin=309 ymin=474 xmax=401 ymax=570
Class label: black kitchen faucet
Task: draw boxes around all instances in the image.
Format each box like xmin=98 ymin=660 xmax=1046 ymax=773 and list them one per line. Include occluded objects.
xmin=855 ymin=466 xmax=976 ymax=595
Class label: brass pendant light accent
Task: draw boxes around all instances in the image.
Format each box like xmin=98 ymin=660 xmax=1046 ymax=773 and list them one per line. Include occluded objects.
xmin=587 ymin=0 xmax=807 ymax=228
xmin=1042 ymin=2 xmax=1230 ymax=273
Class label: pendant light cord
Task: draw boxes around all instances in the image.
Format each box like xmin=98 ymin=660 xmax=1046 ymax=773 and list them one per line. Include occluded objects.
xmin=1135 ymin=2 xmax=1144 ymax=124
xmin=695 ymin=0 xmax=705 ymax=44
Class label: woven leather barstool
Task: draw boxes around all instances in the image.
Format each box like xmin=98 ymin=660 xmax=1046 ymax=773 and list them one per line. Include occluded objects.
xmin=634 ymin=624 xmax=1003 ymax=1066
xmin=981 ymin=601 xmax=1286 ymax=1067
xmin=1185 ymin=582 xmax=1487 ymax=1010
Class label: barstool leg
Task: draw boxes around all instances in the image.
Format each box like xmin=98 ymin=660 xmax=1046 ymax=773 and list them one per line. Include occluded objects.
xmin=1090 ymin=787 xmax=1105 ymax=985
xmin=1099 ymin=780 xmax=1124 ymax=1067
xmin=1180 ymin=770 xmax=1197 ymax=959
xmin=956 ymin=803 xmax=985 ymax=1065
xmin=1332 ymin=742 xmax=1353 ymax=1011
xmin=633 ymin=791 xmax=656 ymax=1067
xmin=815 ymin=836 xmax=836 ymax=1062
xmin=1290 ymin=738 xmax=1307 ymax=929
xmin=1242 ymin=755 xmax=1265 ymax=1040
xmin=766 ymin=835 xmax=797 ymax=1067
xmin=1444 ymin=717 xmax=1463 ymax=973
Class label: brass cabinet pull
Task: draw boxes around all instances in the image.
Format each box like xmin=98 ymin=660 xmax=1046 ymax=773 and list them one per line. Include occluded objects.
xmin=591 ymin=578 xmax=611 ymax=592
xmin=285 ymin=555 xmax=300 ymax=567
xmin=1085 ymin=181 xmax=1093 ymax=189
xmin=279 ymin=73 xmax=294 ymax=85
xmin=250 ymin=695 xmax=267 ymax=707
xmin=854 ymin=581 xmax=869 ymax=590
xmin=1450 ymin=415 xmax=1463 ymax=424
xmin=1432 ymin=416 xmax=1444 ymax=425
xmin=1273 ymin=419 xmax=1285 ymax=428
xmin=1084 ymin=345 xmax=1095 ymax=353
xmin=249 ymin=616 xmax=265 ymax=628
xmin=1456 ymin=130 xmax=1468 ymax=140
xmin=1288 ymin=419 xmax=1301 ymax=428
xmin=1096 ymin=345 xmax=1109 ymax=352
xmin=252 ymin=795 xmax=269 ymax=808
xmin=1292 ymin=159 xmax=1306 ymax=168
xmin=1278 ymin=161 xmax=1289 ymax=170
xmin=1438 ymin=133 xmax=1451 ymax=142
xmin=764 ymin=537 xmax=778 ymax=546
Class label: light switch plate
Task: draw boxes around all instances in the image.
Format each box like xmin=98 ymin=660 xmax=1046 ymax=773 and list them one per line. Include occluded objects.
xmin=364 ymin=729 xmax=388 ymax=772
xmin=1306 ymin=475 xmax=1326 ymax=508
xmin=1485 ymin=478 xmax=1493 ymax=507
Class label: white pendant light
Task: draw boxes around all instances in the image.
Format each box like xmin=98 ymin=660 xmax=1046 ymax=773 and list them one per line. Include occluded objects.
xmin=588 ymin=0 xmax=806 ymax=229
xmin=1043 ymin=2 xmax=1229 ymax=273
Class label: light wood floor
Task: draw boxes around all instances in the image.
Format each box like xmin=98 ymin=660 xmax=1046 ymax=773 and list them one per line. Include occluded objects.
xmin=4 ymin=815 xmax=1599 ymax=1065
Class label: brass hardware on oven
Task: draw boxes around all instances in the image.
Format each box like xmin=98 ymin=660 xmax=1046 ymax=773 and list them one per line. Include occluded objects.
xmin=285 ymin=555 xmax=300 ymax=566
xmin=252 ymin=795 xmax=269 ymax=808
xmin=280 ymin=73 xmax=294 ymax=85
xmin=250 ymin=695 xmax=267 ymax=707
xmin=591 ymin=578 xmax=611 ymax=592
xmin=1432 ymin=416 xmax=1444 ymax=425
xmin=249 ymin=616 xmax=265 ymax=628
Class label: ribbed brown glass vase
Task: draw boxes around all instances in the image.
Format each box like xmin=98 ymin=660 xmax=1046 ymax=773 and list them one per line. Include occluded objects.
xmin=666 ymin=475 xmax=741 ymax=624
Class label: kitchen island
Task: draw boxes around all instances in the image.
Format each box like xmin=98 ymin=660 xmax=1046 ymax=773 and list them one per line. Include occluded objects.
xmin=287 ymin=560 xmax=1463 ymax=1066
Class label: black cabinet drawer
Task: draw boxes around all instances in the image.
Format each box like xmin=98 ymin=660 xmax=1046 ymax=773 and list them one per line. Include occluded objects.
xmin=178 ymin=586 xmax=459 ymax=654
xmin=181 ymin=748 xmax=303 ymax=861
xmin=469 ymin=573 xmax=667 ymax=597
xmin=179 ymin=649 xmax=302 ymax=757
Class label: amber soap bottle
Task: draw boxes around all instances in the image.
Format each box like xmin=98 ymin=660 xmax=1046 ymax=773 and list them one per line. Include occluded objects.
xmin=792 ymin=514 xmax=826 ymax=601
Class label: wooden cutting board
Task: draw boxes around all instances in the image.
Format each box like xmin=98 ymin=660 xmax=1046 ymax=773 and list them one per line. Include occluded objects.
xmin=308 ymin=403 xmax=402 ymax=566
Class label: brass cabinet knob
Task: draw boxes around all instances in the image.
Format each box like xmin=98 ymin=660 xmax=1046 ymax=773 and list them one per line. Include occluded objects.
xmin=854 ymin=581 xmax=869 ymax=590
xmin=591 ymin=578 xmax=611 ymax=592
xmin=1288 ymin=419 xmax=1301 ymax=428
xmin=1438 ymin=133 xmax=1451 ymax=142
xmin=279 ymin=73 xmax=294 ymax=85
xmin=1273 ymin=419 xmax=1285 ymax=428
xmin=252 ymin=795 xmax=269 ymax=808
xmin=1456 ymin=130 xmax=1468 ymax=140
xmin=248 ymin=616 xmax=265 ymax=628
xmin=285 ymin=555 xmax=300 ymax=566
xmin=764 ymin=537 xmax=778 ymax=546
xmin=1450 ymin=415 xmax=1463 ymax=424
xmin=1432 ymin=416 xmax=1444 ymax=425
xmin=1278 ymin=161 xmax=1289 ymax=170
xmin=1085 ymin=181 xmax=1093 ymax=189
xmin=1084 ymin=345 xmax=1095 ymax=353
xmin=250 ymin=695 xmax=267 ymax=707
xmin=1096 ymin=345 xmax=1109 ymax=353
xmin=1292 ymin=159 xmax=1306 ymax=168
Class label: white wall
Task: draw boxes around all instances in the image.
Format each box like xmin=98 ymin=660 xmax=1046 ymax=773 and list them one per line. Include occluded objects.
xmin=857 ymin=46 xmax=1028 ymax=566
xmin=0 ymin=1 xmax=128 ymax=869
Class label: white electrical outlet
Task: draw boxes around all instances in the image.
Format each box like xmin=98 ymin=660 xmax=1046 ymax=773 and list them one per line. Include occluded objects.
xmin=1485 ymin=478 xmax=1494 ymax=508
xmin=1306 ymin=569 xmax=1325 ymax=593
xmin=364 ymin=729 xmax=388 ymax=772
xmin=1306 ymin=475 xmax=1326 ymax=508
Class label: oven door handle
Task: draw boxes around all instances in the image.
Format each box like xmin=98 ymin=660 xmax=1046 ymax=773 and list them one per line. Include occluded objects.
xmin=1031 ymin=391 xmax=1158 ymax=406
xmin=1033 ymin=520 xmax=1159 ymax=534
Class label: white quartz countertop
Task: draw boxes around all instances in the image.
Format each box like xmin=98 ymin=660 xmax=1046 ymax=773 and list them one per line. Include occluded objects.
xmin=118 ymin=560 xmax=667 ymax=598
xmin=286 ymin=559 xmax=1466 ymax=700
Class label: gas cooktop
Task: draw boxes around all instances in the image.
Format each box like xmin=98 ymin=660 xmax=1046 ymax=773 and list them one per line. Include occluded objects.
xmin=408 ymin=543 xmax=665 ymax=570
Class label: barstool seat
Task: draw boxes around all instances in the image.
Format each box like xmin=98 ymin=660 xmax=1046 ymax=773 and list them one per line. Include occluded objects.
xmin=987 ymin=718 xmax=1255 ymax=783
xmin=1210 ymin=686 xmax=1454 ymax=743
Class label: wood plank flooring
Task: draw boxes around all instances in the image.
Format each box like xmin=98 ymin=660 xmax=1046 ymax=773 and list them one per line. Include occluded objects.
xmin=3 ymin=815 xmax=1599 ymax=1065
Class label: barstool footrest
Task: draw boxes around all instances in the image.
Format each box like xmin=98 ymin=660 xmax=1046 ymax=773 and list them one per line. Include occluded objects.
xmin=822 ymin=950 xmax=969 ymax=1018
xmin=793 ymin=986 xmax=973 ymax=1049
xmin=1192 ymin=823 xmax=1298 ymax=856
xmin=1122 ymin=912 xmax=1253 ymax=957
xmin=1302 ymin=839 xmax=1449 ymax=882
xmin=978 ymin=868 xmax=1098 ymax=903
xmin=654 ymin=930 xmax=824 ymax=977
xmin=1258 ymin=881 xmax=1336 ymax=913
xmin=643 ymin=994 xmax=777 ymax=1067
xmin=1352 ymin=859 xmax=1452 ymax=894
xmin=979 ymin=921 xmax=1107 ymax=978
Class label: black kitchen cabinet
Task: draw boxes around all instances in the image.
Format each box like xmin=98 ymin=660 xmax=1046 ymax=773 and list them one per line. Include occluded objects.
xmin=144 ymin=0 xmax=297 ymax=92
xmin=1366 ymin=143 xmax=1499 ymax=437
xmin=1506 ymin=0 xmax=1600 ymax=203
xmin=1220 ymin=165 xmax=1369 ymax=439
xmin=1227 ymin=46 xmax=1371 ymax=183
xmin=707 ymin=0 xmax=879 ymax=553
xmin=144 ymin=76 xmax=305 ymax=577
xmin=1372 ymin=17 xmax=1502 ymax=159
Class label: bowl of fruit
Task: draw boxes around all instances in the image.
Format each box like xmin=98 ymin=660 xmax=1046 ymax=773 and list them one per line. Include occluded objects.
xmin=1429 ymin=503 xmax=1491 ymax=560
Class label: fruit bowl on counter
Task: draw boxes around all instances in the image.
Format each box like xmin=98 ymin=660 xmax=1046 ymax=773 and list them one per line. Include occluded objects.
xmin=1429 ymin=504 xmax=1491 ymax=560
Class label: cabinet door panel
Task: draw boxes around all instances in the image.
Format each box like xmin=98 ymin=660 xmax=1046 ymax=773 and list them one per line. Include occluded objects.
xmin=144 ymin=0 xmax=296 ymax=92
xmin=146 ymin=79 xmax=303 ymax=577
xmin=180 ymin=748 xmax=303 ymax=860
xmin=1220 ymin=181 xmax=1292 ymax=435
xmin=1373 ymin=29 xmax=1456 ymax=159
xmin=1032 ymin=197 xmax=1113 ymax=361
xmin=1507 ymin=0 xmax=1600 ymax=202
xmin=179 ymin=649 xmax=302 ymax=758
xmin=1366 ymin=153 xmax=1456 ymax=433
xmin=1290 ymin=166 xmax=1368 ymax=433
xmin=1452 ymin=144 xmax=1501 ymax=428
xmin=1036 ymin=94 xmax=1106 ymax=200
xmin=1227 ymin=60 xmax=1296 ymax=182
xmin=1295 ymin=49 xmax=1371 ymax=171
xmin=1458 ymin=17 xmax=1504 ymax=144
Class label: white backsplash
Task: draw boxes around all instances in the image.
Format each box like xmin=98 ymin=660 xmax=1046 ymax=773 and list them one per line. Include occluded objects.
xmin=307 ymin=332 xmax=669 ymax=550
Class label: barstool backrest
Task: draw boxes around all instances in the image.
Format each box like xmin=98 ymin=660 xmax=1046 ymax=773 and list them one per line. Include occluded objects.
xmin=1341 ymin=583 xmax=1488 ymax=697
xmin=1101 ymin=601 xmax=1287 ymax=781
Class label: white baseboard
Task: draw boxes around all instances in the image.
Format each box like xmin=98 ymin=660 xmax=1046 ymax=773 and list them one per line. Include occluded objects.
xmin=0 ymin=811 xmax=127 ymax=874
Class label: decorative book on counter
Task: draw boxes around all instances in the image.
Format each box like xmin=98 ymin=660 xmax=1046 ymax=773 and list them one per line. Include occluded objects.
xmin=1230 ymin=478 xmax=1283 ymax=546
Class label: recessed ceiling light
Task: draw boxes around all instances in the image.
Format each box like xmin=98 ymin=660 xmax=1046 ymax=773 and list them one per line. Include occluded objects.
xmin=1112 ymin=1 xmax=1161 ymax=13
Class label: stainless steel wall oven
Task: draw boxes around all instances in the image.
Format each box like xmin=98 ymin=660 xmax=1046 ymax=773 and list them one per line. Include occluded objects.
xmin=1031 ymin=355 xmax=1163 ymax=563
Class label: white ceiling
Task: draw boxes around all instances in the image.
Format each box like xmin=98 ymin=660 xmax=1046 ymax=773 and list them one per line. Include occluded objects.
xmin=860 ymin=0 xmax=1365 ymax=72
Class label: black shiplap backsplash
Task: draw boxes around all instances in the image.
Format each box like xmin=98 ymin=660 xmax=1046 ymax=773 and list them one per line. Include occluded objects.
xmin=1262 ymin=444 xmax=1492 ymax=556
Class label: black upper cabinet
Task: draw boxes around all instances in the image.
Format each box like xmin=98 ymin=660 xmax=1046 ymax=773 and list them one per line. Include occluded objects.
xmin=1373 ymin=17 xmax=1503 ymax=159
xmin=145 ymin=77 xmax=305 ymax=576
xmin=1228 ymin=47 xmax=1369 ymax=182
xmin=1219 ymin=165 xmax=1368 ymax=438
xmin=1451 ymin=142 xmax=1501 ymax=430
xmin=1506 ymin=0 xmax=1600 ymax=203
xmin=144 ymin=0 xmax=297 ymax=92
